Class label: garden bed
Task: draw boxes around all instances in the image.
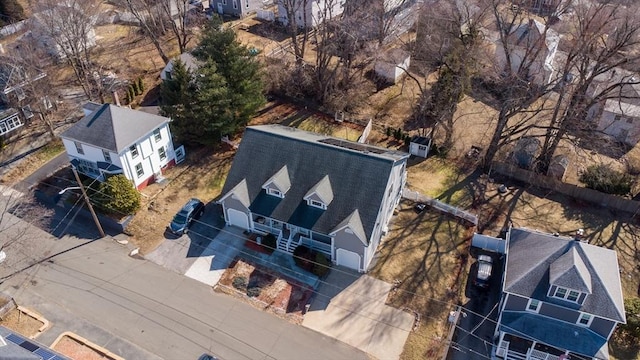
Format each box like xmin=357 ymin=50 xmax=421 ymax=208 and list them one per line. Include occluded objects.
xmin=51 ymin=332 xmax=124 ymax=360
xmin=217 ymin=258 xmax=314 ymax=324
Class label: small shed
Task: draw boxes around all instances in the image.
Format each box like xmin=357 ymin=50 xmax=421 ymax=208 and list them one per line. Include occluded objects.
xmin=512 ymin=137 xmax=540 ymax=169
xmin=471 ymin=233 xmax=506 ymax=254
xmin=547 ymin=154 xmax=569 ymax=181
xmin=374 ymin=48 xmax=411 ymax=84
xmin=409 ymin=135 xmax=432 ymax=158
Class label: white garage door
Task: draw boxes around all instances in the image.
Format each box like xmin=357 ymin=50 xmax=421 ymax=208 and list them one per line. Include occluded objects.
xmin=227 ymin=209 xmax=249 ymax=230
xmin=336 ymin=249 xmax=361 ymax=271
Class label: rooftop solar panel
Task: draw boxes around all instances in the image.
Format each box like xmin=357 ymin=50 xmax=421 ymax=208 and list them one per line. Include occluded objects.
xmin=5 ymin=333 xmax=24 ymax=345
xmin=19 ymin=339 xmax=39 ymax=352
xmin=35 ymin=347 xmax=56 ymax=360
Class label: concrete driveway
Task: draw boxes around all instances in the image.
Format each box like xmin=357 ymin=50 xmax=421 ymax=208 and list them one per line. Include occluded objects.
xmin=302 ymin=268 xmax=414 ymax=360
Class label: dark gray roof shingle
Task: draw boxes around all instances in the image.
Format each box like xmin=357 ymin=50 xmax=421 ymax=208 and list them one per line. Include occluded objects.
xmin=60 ymin=104 xmax=169 ymax=153
xmin=505 ymin=228 xmax=625 ymax=322
xmin=220 ymin=125 xmax=409 ymax=242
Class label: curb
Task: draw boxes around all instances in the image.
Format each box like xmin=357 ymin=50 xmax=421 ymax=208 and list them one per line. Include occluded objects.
xmin=16 ymin=306 xmax=51 ymax=338
xmin=51 ymin=331 xmax=125 ymax=360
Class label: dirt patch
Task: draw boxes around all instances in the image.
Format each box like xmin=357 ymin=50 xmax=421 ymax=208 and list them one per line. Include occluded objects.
xmin=370 ymin=202 xmax=473 ymax=359
xmin=216 ymin=258 xmax=313 ymax=324
xmin=0 ymin=308 xmax=45 ymax=338
xmin=52 ymin=336 xmax=111 ymax=360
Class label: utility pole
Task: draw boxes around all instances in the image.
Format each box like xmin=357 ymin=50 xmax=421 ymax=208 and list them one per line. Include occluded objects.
xmin=71 ymin=166 xmax=105 ymax=238
xmin=442 ymin=305 xmax=463 ymax=360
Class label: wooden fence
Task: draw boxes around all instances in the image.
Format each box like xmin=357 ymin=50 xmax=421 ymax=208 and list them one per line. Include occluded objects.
xmin=492 ymin=162 xmax=640 ymax=214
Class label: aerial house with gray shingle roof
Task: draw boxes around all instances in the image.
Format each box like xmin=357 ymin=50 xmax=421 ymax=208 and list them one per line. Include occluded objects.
xmin=60 ymin=104 xmax=177 ymax=190
xmin=217 ymin=125 xmax=409 ymax=272
xmin=495 ymin=228 xmax=626 ymax=360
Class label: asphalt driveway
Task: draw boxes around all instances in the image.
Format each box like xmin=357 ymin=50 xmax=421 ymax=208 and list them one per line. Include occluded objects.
xmin=302 ymin=268 xmax=414 ymax=360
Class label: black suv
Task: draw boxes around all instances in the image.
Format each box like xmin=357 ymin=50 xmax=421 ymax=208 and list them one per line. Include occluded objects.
xmin=168 ymin=198 xmax=205 ymax=235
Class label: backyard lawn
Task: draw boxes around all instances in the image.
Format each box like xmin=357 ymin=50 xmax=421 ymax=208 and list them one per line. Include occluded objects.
xmin=370 ymin=201 xmax=474 ymax=360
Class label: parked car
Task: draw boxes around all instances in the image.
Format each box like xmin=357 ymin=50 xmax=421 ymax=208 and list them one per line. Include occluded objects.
xmin=474 ymin=255 xmax=493 ymax=288
xmin=198 ymin=354 xmax=219 ymax=360
xmin=168 ymin=198 xmax=205 ymax=235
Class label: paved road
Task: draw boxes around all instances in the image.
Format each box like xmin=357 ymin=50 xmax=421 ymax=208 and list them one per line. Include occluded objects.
xmin=13 ymin=152 xmax=69 ymax=193
xmin=0 ymin=212 xmax=368 ymax=360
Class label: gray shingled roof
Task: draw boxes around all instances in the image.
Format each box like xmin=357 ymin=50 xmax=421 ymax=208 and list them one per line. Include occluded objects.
xmin=499 ymin=312 xmax=608 ymax=359
xmin=504 ymin=228 xmax=625 ymax=322
xmin=219 ymin=125 xmax=409 ymax=243
xmin=550 ymin=246 xmax=592 ymax=294
xmin=60 ymin=104 xmax=170 ymax=153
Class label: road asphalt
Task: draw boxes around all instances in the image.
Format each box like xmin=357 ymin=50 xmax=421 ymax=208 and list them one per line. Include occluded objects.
xmin=0 ymin=209 xmax=368 ymax=360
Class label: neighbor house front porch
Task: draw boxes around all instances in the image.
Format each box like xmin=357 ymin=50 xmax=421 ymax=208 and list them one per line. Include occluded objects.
xmin=496 ymin=333 xmax=590 ymax=360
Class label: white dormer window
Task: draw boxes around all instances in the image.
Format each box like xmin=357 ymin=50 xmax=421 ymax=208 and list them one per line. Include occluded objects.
xmin=308 ymin=199 xmax=326 ymax=210
xmin=577 ymin=313 xmax=593 ymax=327
xmin=267 ymin=188 xmax=283 ymax=198
xmin=550 ymin=286 xmax=582 ymax=303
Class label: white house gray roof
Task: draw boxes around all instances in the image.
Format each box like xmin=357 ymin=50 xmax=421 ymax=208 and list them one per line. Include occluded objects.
xmin=60 ymin=104 xmax=170 ymax=153
xmin=219 ymin=125 xmax=409 ymax=242
xmin=549 ymin=246 xmax=592 ymax=294
xmin=504 ymin=228 xmax=625 ymax=322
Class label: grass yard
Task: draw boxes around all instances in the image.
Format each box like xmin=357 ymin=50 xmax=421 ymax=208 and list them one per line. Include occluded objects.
xmin=370 ymin=201 xmax=474 ymax=360
xmin=127 ymin=148 xmax=234 ymax=253
xmin=0 ymin=139 xmax=65 ymax=186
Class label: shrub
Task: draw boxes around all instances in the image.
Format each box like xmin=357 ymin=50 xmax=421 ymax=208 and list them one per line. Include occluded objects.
xmin=579 ymin=164 xmax=634 ymax=195
xmin=262 ymin=233 xmax=276 ymax=250
xmin=96 ymin=175 xmax=141 ymax=215
xmin=246 ymin=287 xmax=262 ymax=297
xmin=132 ymin=80 xmax=141 ymax=96
xmin=312 ymin=252 xmax=331 ymax=277
xmin=621 ymin=297 xmax=640 ymax=338
xmin=137 ymin=77 xmax=145 ymax=93
xmin=232 ymin=276 xmax=247 ymax=290
xmin=386 ymin=127 xmax=392 ymax=137
xmin=128 ymin=85 xmax=135 ymax=102
xmin=293 ymin=245 xmax=311 ymax=269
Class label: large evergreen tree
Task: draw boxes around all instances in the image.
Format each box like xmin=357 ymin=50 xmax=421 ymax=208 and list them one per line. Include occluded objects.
xmin=161 ymin=16 xmax=264 ymax=146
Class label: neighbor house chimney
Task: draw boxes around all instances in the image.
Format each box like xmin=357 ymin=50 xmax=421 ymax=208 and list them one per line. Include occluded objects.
xmin=112 ymin=90 xmax=121 ymax=106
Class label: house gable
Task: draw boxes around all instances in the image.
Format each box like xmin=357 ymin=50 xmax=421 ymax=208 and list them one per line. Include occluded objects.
xmin=219 ymin=179 xmax=251 ymax=208
xmin=303 ymin=175 xmax=333 ymax=208
xmin=330 ymin=209 xmax=367 ymax=246
xmin=549 ymin=246 xmax=592 ymax=295
xmin=262 ymin=165 xmax=291 ymax=197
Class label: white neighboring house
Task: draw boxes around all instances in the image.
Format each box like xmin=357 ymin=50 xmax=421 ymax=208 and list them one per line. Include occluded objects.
xmin=0 ymin=108 xmax=22 ymax=137
xmin=277 ymin=0 xmax=344 ymax=28
xmin=492 ymin=18 xmax=559 ymax=86
xmin=587 ymin=69 xmax=640 ymax=146
xmin=160 ymin=53 xmax=201 ymax=81
xmin=60 ymin=104 xmax=177 ymax=190
xmin=29 ymin=4 xmax=97 ymax=60
xmin=374 ymin=48 xmax=410 ymax=84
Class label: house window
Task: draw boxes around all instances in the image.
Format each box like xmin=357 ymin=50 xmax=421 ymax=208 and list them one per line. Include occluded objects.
xmin=526 ymin=299 xmax=541 ymax=313
xmin=222 ymin=0 xmax=227 ymax=5
xmin=0 ymin=114 xmax=23 ymax=135
xmin=233 ymin=0 xmax=237 ymax=9
xmin=135 ymin=163 xmax=144 ymax=178
xmin=418 ymin=145 xmax=427 ymax=151
xmin=77 ymin=159 xmax=99 ymax=175
xmin=130 ymin=145 xmax=139 ymax=159
xmin=158 ymin=146 xmax=167 ymax=161
xmin=267 ymin=188 xmax=283 ymax=198
xmin=153 ymin=128 xmax=162 ymax=142
xmin=551 ymin=286 xmax=581 ymax=303
xmin=103 ymin=150 xmax=111 ymax=162
xmin=577 ymin=313 xmax=593 ymax=327
xmin=21 ymin=105 xmax=34 ymax=119
xmin=308 ymin=199 xmax=326 ymax=210
xmin=164 ymin=71 xmax=172 ymax=80
xmin=75 ymin=141 xmax=84 ymax=155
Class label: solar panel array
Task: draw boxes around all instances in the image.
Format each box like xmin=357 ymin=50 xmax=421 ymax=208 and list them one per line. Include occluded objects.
xmin=5 ymin=332 xmax=68 ymax=360
xmin=318 ymin=138 xmax=387 ymax=155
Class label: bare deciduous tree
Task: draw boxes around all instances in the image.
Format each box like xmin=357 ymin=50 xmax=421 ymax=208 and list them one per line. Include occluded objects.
xmin=117 ymin=0 xmax=171 ymax=64
xmin=159 ymin=0 xmax=195 ymax=54
xmin=279 ymin=0 xmax=312 ymax=64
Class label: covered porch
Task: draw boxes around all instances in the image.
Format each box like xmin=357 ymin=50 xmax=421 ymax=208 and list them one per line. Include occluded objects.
xmin=496 ymin=333 xmax=592 ymax=360
xmin=252 ymin=215 xmax=332 ymax=258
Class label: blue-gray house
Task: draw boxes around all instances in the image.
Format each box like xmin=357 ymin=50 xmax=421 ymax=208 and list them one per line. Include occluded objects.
xmin=495 ymin=228 xmax=626 ymax=360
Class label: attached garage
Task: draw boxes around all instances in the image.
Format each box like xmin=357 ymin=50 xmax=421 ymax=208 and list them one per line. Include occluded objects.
xmin=227 ymin=208 xmax=249 ymax=230
xmin=336 ymin=248 xmax=361 ymax=271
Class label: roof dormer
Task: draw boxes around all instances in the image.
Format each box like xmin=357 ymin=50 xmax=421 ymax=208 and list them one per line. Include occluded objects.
xmin=548 ymin=246 xmax=592 ymax=305
xmin=262 ymin=165 xmax=291 ymax=198
xmin=304 ymin=175 xmax=333 ymax=210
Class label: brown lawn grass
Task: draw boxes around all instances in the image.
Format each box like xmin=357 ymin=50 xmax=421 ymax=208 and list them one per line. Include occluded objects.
xmin=0 ymin=139 xmax=65 ymax=186
xmin=370 ymin=201 xmax=473 ymax=360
